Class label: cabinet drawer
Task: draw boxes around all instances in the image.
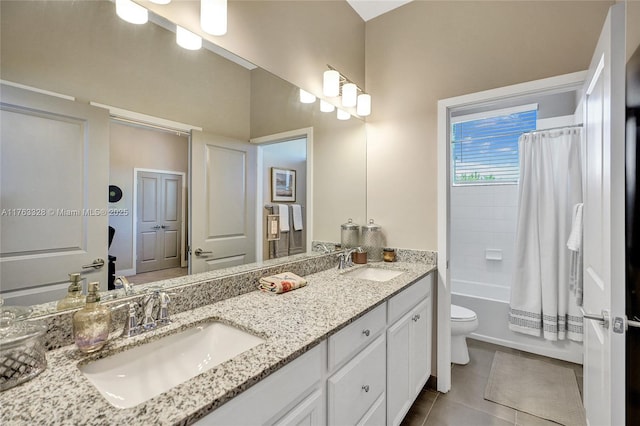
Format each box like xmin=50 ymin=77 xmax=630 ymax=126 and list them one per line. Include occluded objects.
xmin=358 ymin=393 xmax=386 ymax=426
xmin=388 ymin=274 xmax=431 ymax=324
xmin=328 ymin=303 xmax=386 ymax=371
xmin=328 ymin=335 xmax=386 ymax=426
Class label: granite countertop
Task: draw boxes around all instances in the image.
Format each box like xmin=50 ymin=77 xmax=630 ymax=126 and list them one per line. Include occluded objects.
xmin=1 ymin=261 xmax=436 ymax=425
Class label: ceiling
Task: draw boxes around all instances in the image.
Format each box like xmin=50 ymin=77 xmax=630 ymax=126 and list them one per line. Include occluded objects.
xmin=346 ymin=0 xmax=414 ymax=22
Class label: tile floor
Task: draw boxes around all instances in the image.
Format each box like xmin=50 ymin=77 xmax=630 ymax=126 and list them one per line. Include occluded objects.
xmin=401 ymin=339 xmax=584 ymax=426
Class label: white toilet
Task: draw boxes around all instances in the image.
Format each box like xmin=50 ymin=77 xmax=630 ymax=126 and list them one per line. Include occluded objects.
xmin=450 ymin=304 xmax=479 ymax=365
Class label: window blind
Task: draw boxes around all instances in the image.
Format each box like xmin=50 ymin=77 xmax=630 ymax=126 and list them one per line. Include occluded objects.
xmin=451 ymin=109 xmax=537 ymax=185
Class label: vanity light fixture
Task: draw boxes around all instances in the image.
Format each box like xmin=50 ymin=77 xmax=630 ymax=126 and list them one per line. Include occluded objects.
xmin=176 ymin=26 xmax=202 ymax=50
xmin=320 ymin=100 xmax=335 ymax=113
xmin=341 ymin=83 xmax=357 ymax=108
xmin=323 ymin=70 xmax=340 ymax=97
xmin=299 ymin=89 xmax=317 ymax=104
xmin=115 ymin=0 xmax=148 ymax=25
xmin=356 ymin=94 xmax=371 ymax=117
xmin=201 ymin=0 xmax=227 ymax=36
xmin=337 ymin=109 xmax=350 ymax=120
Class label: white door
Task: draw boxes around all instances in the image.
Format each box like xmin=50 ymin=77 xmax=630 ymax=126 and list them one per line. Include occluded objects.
xmin=136 ymin=171 xmax=182 ymax=273
xmin=582 ymin=4 xmax=626 ymax=425
xmin=190 ymin=130 xmax=257 ymax=273
xmin=0 ymin=84 xmax=109 ymax=305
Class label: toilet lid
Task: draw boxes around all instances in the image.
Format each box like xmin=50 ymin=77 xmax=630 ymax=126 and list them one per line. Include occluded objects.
xmin=451 ymin=305 xmax=477 ymax=321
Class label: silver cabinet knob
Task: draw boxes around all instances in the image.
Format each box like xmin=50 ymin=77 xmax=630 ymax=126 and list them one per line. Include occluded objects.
xmin=362 ymin=385 xmax=370 ymax=392
xmin=362 ymin=329 xmax=370 ymax=337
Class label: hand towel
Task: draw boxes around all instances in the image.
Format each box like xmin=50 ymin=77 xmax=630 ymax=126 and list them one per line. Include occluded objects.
xmin=567 ymin=203 xmax=584 ymax=305
xmin=278 ymin=204 xmax=290 ymax=232
xmin=291 ymin=204 xmax=303 ymax=231
xmin=258 ymin=272 xmax=307 ymax=294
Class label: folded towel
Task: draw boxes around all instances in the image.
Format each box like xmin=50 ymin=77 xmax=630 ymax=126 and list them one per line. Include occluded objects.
xmin=258 ymin=272 xmax=307 ymax=294
xmin=278 ymin=204 xmax=290 ymax=232
xmin=291 ymin=204 xmax=303 ymax=231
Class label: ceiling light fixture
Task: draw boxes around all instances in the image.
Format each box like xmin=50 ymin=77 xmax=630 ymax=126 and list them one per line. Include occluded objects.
xmin=116 ymin=0 xmax=148 ymax=25
xmin=201 ymin=0 xmax=227 ymax=36
xmin=341 ymin=83 xmax=357 ymax=108
xmin=299 ymin=89 xmax=316 ymax=104
xmin=323 ymin=70 xmax=340 ymax=97
xmin=356 ymin=94 xmax=371 ymax=117
xmin=320 ymin=100 xmax=335 ymax=112
xmin=176 ymin=26 xmax=202 ymax=50
xmin=149 ymin=0 xmax=171 ymax=4
xmin=337 ymin=109 xmax=350 ymax=120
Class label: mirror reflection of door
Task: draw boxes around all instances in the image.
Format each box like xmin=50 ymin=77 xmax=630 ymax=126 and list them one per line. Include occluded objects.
xmin=0 ymin=84 xmax=109 ymax=305
xmin=136 ymin=171 xmax=183 ymax=274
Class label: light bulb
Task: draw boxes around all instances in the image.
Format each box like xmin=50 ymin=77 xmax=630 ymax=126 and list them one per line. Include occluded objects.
xmin=299 ymin=89 xmax=316 ymax=104
xmin=176 ymin=26 xmax=202 ymax=50
xmin=357 ymin=94 xmax=371 ymax=117
xmin=320 ymin=100 xmax=335 ymax=112
xmin=341 ymin=83 xmax=357 ymax=108
xmin=323 ymin=70 xmax=340 ymax=97
xmin=337 ymin=109 xmax=350 ymax=120
xmin=116 ymin=0 xmax=148 ymax=25
xmin=201 ymin=0 xmax=227 ymax=36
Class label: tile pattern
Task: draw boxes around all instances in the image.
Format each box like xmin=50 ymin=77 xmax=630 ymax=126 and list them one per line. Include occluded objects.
xmin=402 ymin=339 xmax=584 ymax=426
xmin=1 ymin=262 xmax=436 ymax=425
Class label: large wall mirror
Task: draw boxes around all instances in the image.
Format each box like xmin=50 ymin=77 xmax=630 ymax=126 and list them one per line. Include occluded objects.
xmin=0 ymin=0 xmax=366 ymax=312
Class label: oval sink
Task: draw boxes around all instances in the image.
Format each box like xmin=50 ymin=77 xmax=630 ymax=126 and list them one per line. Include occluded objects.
xmin=79 ymin=321 xmax=265 ymax=409
xmin=343 ymin=266 xmax=405 ymax=282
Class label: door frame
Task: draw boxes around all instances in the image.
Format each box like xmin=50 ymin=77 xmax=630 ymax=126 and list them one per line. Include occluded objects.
xmin=132 ymin=168 xmax=187 ymax=275
xmin=436 ymin=71 xmax=586 ymax=393
xmin=251 ymin=127 xmax=314 ymax=261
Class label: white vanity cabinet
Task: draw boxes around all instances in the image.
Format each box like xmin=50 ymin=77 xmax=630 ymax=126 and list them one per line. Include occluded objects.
xmin=196 ymin=271 xmax=434 ymax=426
xmin=386 ymin=276 xmax=433 ymax=426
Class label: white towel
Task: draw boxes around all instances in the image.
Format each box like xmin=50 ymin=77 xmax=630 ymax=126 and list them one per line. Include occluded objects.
xmin=278 ymin=204 xmax=290 ymax=232
xmin=291 ymin=204 xmax=303 ymax=231
xmin=567 ymin=203 xmax=584 ymax=305
xmin=566 ymin=203 xmax=583 ymax=251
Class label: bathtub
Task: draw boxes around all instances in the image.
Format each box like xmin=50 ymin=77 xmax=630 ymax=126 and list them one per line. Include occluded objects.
xmin=451 ymin=279 xmax=583 ymax=364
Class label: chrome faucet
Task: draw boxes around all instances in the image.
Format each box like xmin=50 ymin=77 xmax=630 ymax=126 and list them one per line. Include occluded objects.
xmin=113 ymin=290 xmax=173 ymax=338
xmin=337 ymin=248 xmax=357 ymax=270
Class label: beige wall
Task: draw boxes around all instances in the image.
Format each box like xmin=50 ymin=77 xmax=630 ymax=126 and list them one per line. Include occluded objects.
xmin=109 ymin=122 xmax=189 ymax=271
xmin=365 ymin=0 xmax=614 ymax=250
xmin=629 ymin=0 xmax=640 ymax=61
xmin=143 ymin=0 xmax=366 ymax=100
xmin=0 ymin=0 xmax=251 ymax=139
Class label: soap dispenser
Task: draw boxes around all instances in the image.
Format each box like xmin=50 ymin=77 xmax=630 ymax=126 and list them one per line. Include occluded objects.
xmin=72 ymin=282 xmax=111 ymax=353
xmin=57 ymin=273 xmax=85 ymax=311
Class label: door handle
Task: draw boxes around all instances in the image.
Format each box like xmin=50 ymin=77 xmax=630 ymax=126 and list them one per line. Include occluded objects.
xmin=161 ymin=225 xmax=167 ymax=229
xmin=583 ymin=309 xmax=610 ymax=329
xmin=152 ymin=225 xmax=161 ymax=230
xmin=194 ymin=248 xmax=212 ymax=256
xmin=82 ymin=258 xmax=105 ymax=270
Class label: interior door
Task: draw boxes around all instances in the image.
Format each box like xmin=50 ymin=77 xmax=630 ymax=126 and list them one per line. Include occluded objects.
xmin=0 ymin=84 xmax=109 ymax=305
xmin=136 ymin=171 xmax=182 ymax=273
xmin=190 ymin=130 xmax=256 ymax=273
xmin=582 ymin=4 xmax=626 ymax=425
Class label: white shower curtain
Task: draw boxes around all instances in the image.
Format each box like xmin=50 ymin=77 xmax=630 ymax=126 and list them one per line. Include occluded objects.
xmin=508 ymin=128 xmax=584 ymax=342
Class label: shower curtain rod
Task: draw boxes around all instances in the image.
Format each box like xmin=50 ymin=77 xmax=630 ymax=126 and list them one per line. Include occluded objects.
xmin=522 ymin=123 xmax=583 ymax=135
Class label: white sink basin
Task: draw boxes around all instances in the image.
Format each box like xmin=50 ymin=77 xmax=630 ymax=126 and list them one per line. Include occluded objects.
xmin=343 ymin=266 xmax=405 ymax=282
xmin=79 ymin=322 xmax=265 ymax=409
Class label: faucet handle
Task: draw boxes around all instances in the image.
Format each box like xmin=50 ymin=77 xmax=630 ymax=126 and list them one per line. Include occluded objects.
xmin=156 ymin=292 xmax=172 ymax=325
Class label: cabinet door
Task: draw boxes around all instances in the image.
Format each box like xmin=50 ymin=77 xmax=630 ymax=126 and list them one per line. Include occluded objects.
xmin=386 ymin=310 xmax=412 ymax=426
xmin=410 ymin=298 xmax=431 ymax=398
xmin=273 ymin=388 xmax=324 ymax=426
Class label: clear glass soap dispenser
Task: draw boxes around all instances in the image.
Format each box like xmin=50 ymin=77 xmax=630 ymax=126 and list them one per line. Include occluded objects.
xmin=57 ymin=273 xmax=85 ymax=311
xmin=72 ymin=282 xmax=111 ymax=353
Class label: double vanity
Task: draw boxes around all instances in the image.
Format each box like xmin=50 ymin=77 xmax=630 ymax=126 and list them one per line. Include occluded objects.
xmin=1 ymin=257 xmax=435 ymax=425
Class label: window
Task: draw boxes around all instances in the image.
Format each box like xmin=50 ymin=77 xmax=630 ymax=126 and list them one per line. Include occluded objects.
xmin=451 ymin=104 xmax=537 ymax=185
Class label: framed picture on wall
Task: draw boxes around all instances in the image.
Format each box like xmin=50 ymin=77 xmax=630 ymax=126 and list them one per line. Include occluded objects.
xmin=271 ymin=167 xmax=296 ymax=202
